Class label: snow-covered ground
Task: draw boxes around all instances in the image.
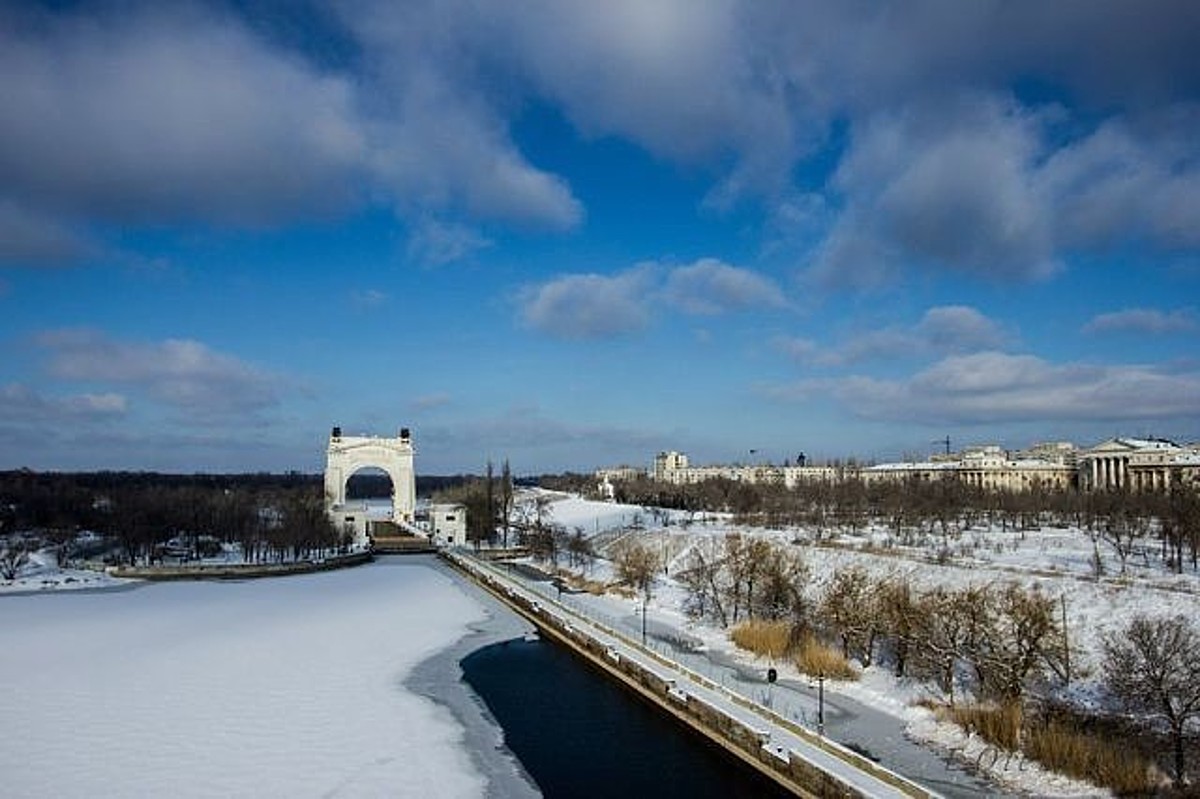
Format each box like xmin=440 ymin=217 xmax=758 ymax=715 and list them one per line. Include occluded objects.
xmin=0 ymin=549 xmax=131 ymax=594
xmin=0 ymin=558 xmax=520 ymax=798
xmin=518 ymin=491 xmax=1191 ymax=796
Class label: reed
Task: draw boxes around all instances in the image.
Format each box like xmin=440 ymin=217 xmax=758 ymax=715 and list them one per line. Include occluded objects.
xmin=1023 ymin=720 xmax=1156 ymax=796
xmin=793 ymin=634 xmax=858 ymax=681
xmin=729 ymin=620 xmax=792 ymax=659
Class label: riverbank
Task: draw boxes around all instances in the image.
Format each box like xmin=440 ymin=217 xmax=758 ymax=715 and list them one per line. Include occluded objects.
xmin=406 ymin=557 xmax=542 ymax=799
xmin=447 ymin=549 xmax=939 ymax=799
xmin=108 ymin=550 xmax=372 ymax=580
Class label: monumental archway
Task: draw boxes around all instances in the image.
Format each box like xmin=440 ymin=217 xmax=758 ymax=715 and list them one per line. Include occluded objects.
xmin=324 ymin=427 xmax=416 ymax=533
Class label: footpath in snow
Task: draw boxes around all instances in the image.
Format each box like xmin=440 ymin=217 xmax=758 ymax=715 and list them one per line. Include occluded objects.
xmin=451 ymin=548 xmax=941 ymax=799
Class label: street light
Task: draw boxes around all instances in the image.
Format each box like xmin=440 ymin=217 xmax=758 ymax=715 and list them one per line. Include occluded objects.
xmin=817 ymin=673 xmax=825 ymax=736
xmin=640 ymin=592 xmax=647 ymax=646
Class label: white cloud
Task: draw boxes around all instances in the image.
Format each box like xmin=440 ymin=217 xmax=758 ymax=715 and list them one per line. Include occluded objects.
xmin=776 ymin=305 xmax=1007 ymax=366
xmin=4 ymin=0 xmax=1197 ymax=281
xmin=762 ymin=351 xmax=1200 ymax=425
xmin=0 ymin=5 xmax=367 ymax=227
xmin=812 ymin=97 xmax=1059 ymax=285
xmin=519 ymin=258 xmax=786 ymax=338
xmin=662 ymin=258 xmax=786 ymax=315
xmin=1084 ymin=307 xmax=1198 ymax=335
xmin=35 ymin=328 xmax=282 ymax=418
xmin=917 ymin=305 xmax=1008 ymax=352
xmin=0 ymin=383 xmax=127 ymax=421
xmin=0 ymin=2 xmax=582 ymax=267
xmin=405 ymin=217 xmax=493 ymax=267
xmin=518 ymin=267 xmax=654 ymax=339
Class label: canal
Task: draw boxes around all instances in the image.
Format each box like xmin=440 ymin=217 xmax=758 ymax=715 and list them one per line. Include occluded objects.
xmin=462 ymin=635 xmax=794 ymax=798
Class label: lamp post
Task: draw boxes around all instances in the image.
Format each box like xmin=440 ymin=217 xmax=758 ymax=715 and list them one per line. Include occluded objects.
xmin=817 ymin=673 xmax=825 ymax=736
xmin=641 ymin=592 xmax=647 ymax=646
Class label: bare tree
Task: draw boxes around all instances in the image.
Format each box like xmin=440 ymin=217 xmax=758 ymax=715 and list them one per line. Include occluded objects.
xmin=1104 ymin=614 xmax=1200 ymax=786
xmin=565 ymin=528 xmax=594 ymax=572
xmin=678 ymin=540 xmax=730 ymax=627
xmin=910 ymin=587 xmax=972 ymax=705
xmin=973 ymin=584 xmax=1063 ymax=703
xmin=879 ymin=577 xmax=919 ymax=678
xmin=750 ymin=543 xmax=808 ymax=621
xmin=613 ymin=540 xmax=662 ymax=598
xmin=500 ymin=460 xmax=514 ymax=548
xmin=817 ymin=565 xmax=884 ymax=666
xmin=1 ymin=540 xmax=29 ymax=580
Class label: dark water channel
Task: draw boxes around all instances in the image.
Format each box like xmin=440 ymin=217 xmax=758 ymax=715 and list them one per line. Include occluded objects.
xmin=462 ymin=636 xmax=793 ymax=799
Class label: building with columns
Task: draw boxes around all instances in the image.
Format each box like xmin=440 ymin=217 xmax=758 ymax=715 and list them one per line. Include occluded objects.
xmin=605 ymin=439 xmax=1200 ymax=495
xmin=1079 ymin=438 xmax=1200 ymax=492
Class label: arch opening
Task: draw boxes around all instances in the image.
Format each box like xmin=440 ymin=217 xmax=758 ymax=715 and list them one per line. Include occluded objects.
xmin=324 ymin=428 xmax=417 ymax=545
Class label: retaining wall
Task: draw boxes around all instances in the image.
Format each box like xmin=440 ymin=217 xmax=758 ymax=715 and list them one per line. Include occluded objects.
xmin=444 ymin=551 xmax=933 ymax=799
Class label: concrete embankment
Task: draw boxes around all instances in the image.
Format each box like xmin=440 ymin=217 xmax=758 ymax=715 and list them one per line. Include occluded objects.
xmin=442 ymin=549 xmax=938 ymax=799
xmin=109 ymin=551 xmax=373 ymax=580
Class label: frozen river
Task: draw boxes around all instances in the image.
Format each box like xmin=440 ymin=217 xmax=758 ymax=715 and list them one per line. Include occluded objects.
xmin=0 ymin=557 xmax=533 ymax=798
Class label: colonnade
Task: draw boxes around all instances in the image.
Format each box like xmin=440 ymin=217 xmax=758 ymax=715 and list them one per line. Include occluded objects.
xmin=1086 ymin=456 xmax=1176 ymax=492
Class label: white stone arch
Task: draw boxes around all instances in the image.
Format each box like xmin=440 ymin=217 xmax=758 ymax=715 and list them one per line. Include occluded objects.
xmin=324 ymin=427 xmax=416 ymax=530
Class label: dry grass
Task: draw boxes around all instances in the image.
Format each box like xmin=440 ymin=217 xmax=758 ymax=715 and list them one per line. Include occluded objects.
xmin=938 ymin=704 xmax=1157 ymax=795
xmin=728 ymin=621 xmax=858 ymax=681
xmin=558 ymin=572 xmax=608 ymax=595
xmin=793 ymin=635 xmax=858 ymax=681
xmin=1023 ymin=721 xmax=1156 ymax=796
xmin=730 ymin=620 xmax=792 ymax=659
xmin=945 ymin=703 xmax=1022 ymax=752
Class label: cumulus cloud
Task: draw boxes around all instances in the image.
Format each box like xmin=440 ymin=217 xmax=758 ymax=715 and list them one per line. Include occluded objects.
xmin=661 ymin=258 xmax=786 ymax=315
xmin=812 ymin=97 xmax=1059 ymax=285
xmin=0 ymin=383 xmax=128 ymax=422
xmin=0 ymin=1 xmax=582 ymax=267
xmin=1084 ymin=307 xmax=1198 ymax=335
xmin=4 ymin=0 xmax=1198 ymax=279
xmin=35 ymin=328 xmax=282 ymax=418
xmin=762 ymin=352 xmax=1200 ymax=424
xmin=518 ymin=267 xmax=654 ymax=339
xmin=917 ymin=306 xmax=1009 ymax=352
xmin=0 ymin=4 xmax=366 ymax=227
xmin=481 ymin=0 xmax=810 ymax=203
xmin=776 ymin=305 xmax=1007 ymax=366
xmin=520 ymin=259 xmax=786 ymax=338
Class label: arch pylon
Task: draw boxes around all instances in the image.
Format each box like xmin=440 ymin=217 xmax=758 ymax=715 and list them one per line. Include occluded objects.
xmin=324 ymin=427 xmax=416 ymax=534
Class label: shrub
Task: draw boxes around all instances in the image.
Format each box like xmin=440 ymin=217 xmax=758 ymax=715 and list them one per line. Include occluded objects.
xmin=794 ymin=635 xmax=858 ymax=681
xmin=730 ymin=620 xmax=791 ymax=659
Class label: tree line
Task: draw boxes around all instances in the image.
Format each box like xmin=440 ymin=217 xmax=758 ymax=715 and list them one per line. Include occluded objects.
xmin=1 ymin=470 xmax=340 ymax=565
xmin=675 ymin=533 xmax=1200 ymax=788
xmin=608 ymin=473 xmax=1200 ymax=573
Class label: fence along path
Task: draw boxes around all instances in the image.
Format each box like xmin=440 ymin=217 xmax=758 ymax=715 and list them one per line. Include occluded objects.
xmin=446 ymin=549 xmax=939 ymax=799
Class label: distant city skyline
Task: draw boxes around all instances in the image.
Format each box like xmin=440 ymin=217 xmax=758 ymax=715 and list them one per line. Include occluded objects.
xmin=2 ymin=2 xmax=1198 ymax=474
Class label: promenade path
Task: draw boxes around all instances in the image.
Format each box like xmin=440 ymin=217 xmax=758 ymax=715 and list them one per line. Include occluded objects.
xmin=449 ymin=550 xmax=948 ymax=799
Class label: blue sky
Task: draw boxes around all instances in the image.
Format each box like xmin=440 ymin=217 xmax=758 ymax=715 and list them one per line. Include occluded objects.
xmin=2 ymin=0 xmax=1199 ymax=475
